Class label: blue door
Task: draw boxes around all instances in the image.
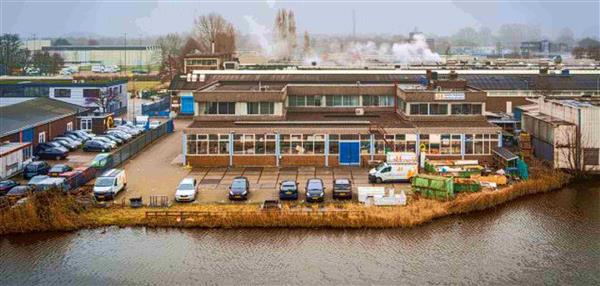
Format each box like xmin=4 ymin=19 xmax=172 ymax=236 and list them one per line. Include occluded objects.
xmin=180 ymin=96 xmax=194 ymax=114
xmin=339 ymin=141 xmax=360 ymax=165
xmin=22 ymin=128 xmax=34 ymax=142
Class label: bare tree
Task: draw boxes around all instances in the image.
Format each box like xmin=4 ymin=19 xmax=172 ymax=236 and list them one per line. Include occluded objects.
xmin=273 ymin=9 xmax=297 ymax=61
xmin=303 ymin=31 xmax=311 ymax=56
xmin=85 ymin=89 xmax=119 ymax=113
xmin=192 ymin=13 xmax=236 ymax=54
xmin=156 ymin=33 xmax=184 ymax=82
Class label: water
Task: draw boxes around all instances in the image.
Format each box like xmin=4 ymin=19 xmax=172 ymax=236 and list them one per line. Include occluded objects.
xmin=1 ymin=180 xmax=598 ymax=285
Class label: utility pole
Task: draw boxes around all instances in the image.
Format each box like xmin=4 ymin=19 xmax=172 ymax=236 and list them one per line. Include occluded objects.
xmin=352 ymin=10 xmax=356 ymax=39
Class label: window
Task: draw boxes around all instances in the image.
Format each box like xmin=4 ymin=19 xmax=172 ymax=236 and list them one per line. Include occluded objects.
xmin=205 ymin=102 xmax=236 ymax=115
xmin=83 ymin=89 xmax=100 ymax=98
xmin=363 ymin=95 xmax=395 ymax=107
xmin=248 ymin=102 xmax=274 ymax=115
xmin=22 ymin=146 xmax=32 ymax=160
xmin=80 ymin=118 xmax=92 ymax=131
xmin=429 ymin=104 xmax=448 ymax=115
xmin=410 ymin=103 xmax=428 ymax=115
xmin=584 ymin=148 xmax=599 ymax=166
xmin=54 ymin=89 xmax=71 ymax=98
xmin=38 ymin=132 xmax=46 ymax=143
xmin=326 ymin=95 xmax=358 ymax=107
xmin=66 ymin=122 xmax=73 ymax=131
xmin=451 ymin=104 xmax=483 ymax=115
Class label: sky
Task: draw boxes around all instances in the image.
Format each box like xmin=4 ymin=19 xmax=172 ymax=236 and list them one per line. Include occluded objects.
xmin=1 ymin=0 xmax=599 ymax=39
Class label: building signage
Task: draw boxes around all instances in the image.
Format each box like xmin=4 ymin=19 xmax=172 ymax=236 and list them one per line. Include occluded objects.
xmin=435 ymin=92 xmax=465 ymax=101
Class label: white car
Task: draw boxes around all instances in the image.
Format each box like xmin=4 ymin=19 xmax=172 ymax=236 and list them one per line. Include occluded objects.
xmin=92 ymin=136 xmax=117 ymax=149
xmin=175 ymin=178 xmax=198 ymax=202
xmin=149 ymin=121 xmax=161 ymax=129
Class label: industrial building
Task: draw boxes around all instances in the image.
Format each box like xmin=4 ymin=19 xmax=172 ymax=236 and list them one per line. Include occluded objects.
xmin=42 ymin=45 xmax=160 ymax=67
xmin=179 ymin=71 xmax=503 ymax=167
xmin=0 ymin=98 xmax=92 ymax=148
xmin=0 ymin=79 xmax=128 ymax=115
xmin=521 ymin=97 xmax=600 ymax=172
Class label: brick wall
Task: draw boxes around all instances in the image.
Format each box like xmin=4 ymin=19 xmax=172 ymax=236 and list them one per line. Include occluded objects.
xmin=233 ymin=156 xmax=276 ymax=166
xmin=186 ymin=155 xmax=229 ymax=167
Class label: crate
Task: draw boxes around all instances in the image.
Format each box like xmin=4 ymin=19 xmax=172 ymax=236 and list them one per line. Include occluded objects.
xmin=412 ymin=174 xmax=455 ymax=200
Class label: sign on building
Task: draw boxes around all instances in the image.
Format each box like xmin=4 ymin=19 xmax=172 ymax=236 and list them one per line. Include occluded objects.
xmin=435 ymin=92 xmax=465 ymax=100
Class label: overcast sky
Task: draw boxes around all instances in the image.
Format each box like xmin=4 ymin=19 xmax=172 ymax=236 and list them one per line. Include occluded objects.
xmin=1 ymin=0 xmax=598 ymax=39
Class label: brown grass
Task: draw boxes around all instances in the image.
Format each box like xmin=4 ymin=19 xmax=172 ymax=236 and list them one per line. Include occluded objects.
xmin=0 ymin=168 xmax=571 ymax=235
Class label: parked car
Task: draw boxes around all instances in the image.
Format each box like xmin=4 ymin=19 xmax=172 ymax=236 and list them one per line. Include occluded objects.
xmin=0 ymin=180 xmax=19 ymax=196
xmin=83 ymin=140 xmax=112 ymax=152
xmin=115 ymin=126 xmax=140 ymax=136
xmin=107 ymin=129 xmax=132 ymax=141
xmin=23 ymin=161 xmax=51 ymax=179
xmin=124 ymin=122 xmax=145 ymax=133
xmin=54 ymin=136 xmax=83 ymax=147
xmin=64 ymin=132 xmax=88 ymax=143
xmin=305 ymin=178 xmax=325 ymax=203
xmin=28 ymin=175 xmax=50 ymax=186
xmin=48 ymin=164 xmax=72 ymax=177
xmin=175 ymin=177 xmax=198 ymax=202
xmin=228 ymin=177 xmax=250 ymax=200
xmin=35 ymin=143 xmax=68 ymax=160
xmin=332 ymin=178 xmax=353 ymax=200
xmin=90 ymin=137 xmax=117 ymax=149
xmin=149 ymin=121 xmax=161 ymax=129
xmin=66 ymin=130 xmax=93 ymax=142
xmin=93 ymin=169 xmax=127 ymax=201
xmin=101 ymin=134 xmax=124 ymax=145
xmin=279 ymin=180 xmax=299 ymax=200
xmin=6 ymin=185 xmax=35 ymax=199
xmin=53 ymin=139 xmax=78 ymax=151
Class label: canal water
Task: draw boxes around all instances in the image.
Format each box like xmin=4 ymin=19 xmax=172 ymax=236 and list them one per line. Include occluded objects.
xmin=1 ymin=180 xmax=598 ymax=285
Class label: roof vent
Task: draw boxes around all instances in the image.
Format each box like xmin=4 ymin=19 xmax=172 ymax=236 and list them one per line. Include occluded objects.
xmin=186 ymin=73 xmax=192 ymax=82
xmin=355 ymin=108 xmax=364 ymax=116
xmin=199 ymin=74 xmax=206 ymax=82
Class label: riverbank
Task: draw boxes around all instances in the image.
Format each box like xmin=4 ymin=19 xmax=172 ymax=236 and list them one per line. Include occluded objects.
xmin=0 ymin=168 xmax=571 ymax=235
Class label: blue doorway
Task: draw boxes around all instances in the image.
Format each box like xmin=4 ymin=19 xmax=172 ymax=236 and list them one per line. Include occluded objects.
xmin=180 ymin=96 xmax=194 ymax=115
xmin=339 ymin=141 xmax=360 ymax=165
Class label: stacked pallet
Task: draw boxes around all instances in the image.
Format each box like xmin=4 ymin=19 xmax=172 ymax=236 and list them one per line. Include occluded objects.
xmin=519 ymin=132 xmax=533 ymax=162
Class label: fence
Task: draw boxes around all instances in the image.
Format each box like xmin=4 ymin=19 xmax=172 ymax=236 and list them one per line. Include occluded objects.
xmin=109 ymin=120 xmax=172 ymax=167
xmin=142 ymin=97 xmax=170 ymax=116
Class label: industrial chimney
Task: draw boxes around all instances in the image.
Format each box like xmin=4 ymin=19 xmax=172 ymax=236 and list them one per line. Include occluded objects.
xmin=211 ymin=42 xmax=215 ymax=54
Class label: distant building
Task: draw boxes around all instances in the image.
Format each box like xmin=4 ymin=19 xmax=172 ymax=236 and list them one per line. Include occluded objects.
xmin=183 ymin=51 xmax=235 ymax=73
xmin=520 ymin=40 xmax=570 ymax=57
xmin=22 ymin=40 xmax=51 ymax=52
xmin=42 ymin=45 xmax=160 ymax=67
xmin=522 ymin=97 xmax=600 ymax=172
xmin=0 ymin=78 xmax=128 ymax=115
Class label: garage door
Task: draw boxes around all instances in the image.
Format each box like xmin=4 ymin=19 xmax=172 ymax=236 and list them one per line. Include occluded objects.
xmin=180 ymin=96 xmax=194 ymax=115
xmin=339 ymin=141 xmax=360 ymax=165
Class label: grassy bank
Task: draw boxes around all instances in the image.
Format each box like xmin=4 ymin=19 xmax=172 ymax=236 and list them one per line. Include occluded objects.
xmin=0 ymin=168 xmax=570 ymax=235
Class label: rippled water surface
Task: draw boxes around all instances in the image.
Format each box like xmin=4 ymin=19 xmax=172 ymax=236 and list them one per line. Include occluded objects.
xmin=1 ymin=180 xmax=599 ymax=285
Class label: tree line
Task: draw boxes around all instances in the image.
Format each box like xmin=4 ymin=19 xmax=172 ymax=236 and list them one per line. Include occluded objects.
xmin=0 ymin=34 xmax=65 ymax=75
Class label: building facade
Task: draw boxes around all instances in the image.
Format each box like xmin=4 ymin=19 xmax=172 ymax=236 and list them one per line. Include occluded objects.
xmin=0 ymin=98 xmax=92 ymax=149
xmin=182 ymin=74 xmax=501 ymax=167
xmin=522 ymin=97 xmax=600 ymax=171
xmin=42 ymin=45 xmax=160 ymax=67
xmin=0 ymin=79 xmax=128 ymax=115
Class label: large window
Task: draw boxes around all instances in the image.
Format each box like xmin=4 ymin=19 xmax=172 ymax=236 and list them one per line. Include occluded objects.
xmin=247 ymin=102 xmax=274 ymax=115
xmin=429 ymin=104 xmax=448 ymax=115
xmin=280 ymin=134 xmax=325 ymax=154
xmin=83 ymin=89 xmax=100 ymax=98
xmin=363 ymin=95 xmax=395 ymax=107
xmin=54 ymin=89 xmax=71 ymax=98
xmin=451 ymin=103 xmax=482 ymax=115
xmin=410 ymin=103 xmax=428 ymax=115
xmin=205 ymin=102 xmax=236 ymax=115
xmin=289 ymin=95 xmax=322 ymax=107
xmin=80 ymin=118 xmax=92 ymax=131
xmin=325 ymin=95 xmax=359 ymax=107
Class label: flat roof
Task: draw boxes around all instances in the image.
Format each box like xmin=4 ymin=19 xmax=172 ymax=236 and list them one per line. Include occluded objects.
xmin=43 ymin=45 xmax=154 ymax=51
xmin=0 ymin=142 xmax=31 ymax=157
xmin=0 ymin=78 xmax=127 ymax=87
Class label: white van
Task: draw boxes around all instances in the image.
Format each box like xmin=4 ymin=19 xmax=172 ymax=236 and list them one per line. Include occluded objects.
xmin=91 ymin=65 xmax=105 ymax=73
xmin=368 ymin=152 xmax=418 ymax=183
xmin=93 ymin=169 xmax=127 ymax=200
